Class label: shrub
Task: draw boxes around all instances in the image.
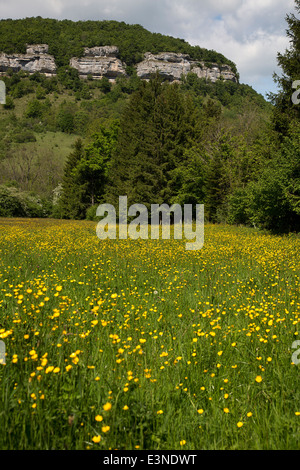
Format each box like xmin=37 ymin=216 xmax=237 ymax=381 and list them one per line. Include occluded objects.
xmin=0 ymin=186 xmax=27 ymax=217
xmin=3 ymin=96 xmax=15 ymax=109
xmin=227 ymin=188 xmax=251 ymax=226
xmin=85 ymin=204 xmax=100 ymax=221
xmin=0 ymin=185 xmax=49 ymax=218
xmin=13 ymin=129 xmax=36 ymax=143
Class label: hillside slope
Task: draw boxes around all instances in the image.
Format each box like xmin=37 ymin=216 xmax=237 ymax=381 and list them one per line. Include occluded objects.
xmin=0 ymin=17 xmax=272 ymax=218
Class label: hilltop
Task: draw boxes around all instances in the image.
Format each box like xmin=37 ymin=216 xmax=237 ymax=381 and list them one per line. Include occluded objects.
xmin=0 ymin=17 xmax=238 ymax=73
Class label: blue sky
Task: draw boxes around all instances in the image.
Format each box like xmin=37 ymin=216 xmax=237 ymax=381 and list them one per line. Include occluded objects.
xmin=0 ymin=0 xmax=297 ymax=98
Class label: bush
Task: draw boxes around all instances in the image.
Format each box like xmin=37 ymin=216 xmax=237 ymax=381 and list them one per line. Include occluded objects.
xmin=227 ymin=188 xmax=250 ymax=226
xmin=0 ymin=185 xmax=49 ymax=218
xmin=13 ymin=129 xmax=36 ymax=143
xmin=57 ymin=66 xmax=82 ymax=91
xmin=3 ymin=96 xmax=15 ymax=109
xmin=243 ymin=172 xmax=300 ymax=233
xmin=85 ymin=204 xmax=100 ymax=221
xmin=56 ymin=109 xmax=75 ymax=133
xmin=98 ymin=77 xmax=111 ymax=94
xmin=25 ymin=98 xmax=51 ymax=119
xmin=0 ymin=186 xmax=27 ymax=217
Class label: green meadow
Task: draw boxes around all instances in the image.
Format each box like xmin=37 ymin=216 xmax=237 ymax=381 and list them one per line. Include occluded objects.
xmin=0 ymin=218 xmax=299 ymax=449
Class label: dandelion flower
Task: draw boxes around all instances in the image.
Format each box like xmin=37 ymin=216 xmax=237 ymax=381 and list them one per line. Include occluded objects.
xmin=103 ymin=402 xmax=112 ymax=411
xmin=255 ymin=375 xmax=262 ymax=383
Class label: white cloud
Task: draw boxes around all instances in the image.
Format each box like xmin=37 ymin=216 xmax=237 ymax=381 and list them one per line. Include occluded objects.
xmin=0 ymin=0 xmax=297 ymax=96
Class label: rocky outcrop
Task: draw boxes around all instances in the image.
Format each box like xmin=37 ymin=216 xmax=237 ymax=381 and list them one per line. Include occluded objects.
xmin=70 ymin=46 xmax=127 ymax=80
xmin=190 ymin=63 xmax=237 ymax=83
xmin=0 ymin=44 xmax=237 ymax=84
xmin=136 ymin=52 xmax=237 ymax=83
xmin=136 ymin=52 xmax=191 ymax=81
xmin=0 ymin=44 xmax=56 ymax=77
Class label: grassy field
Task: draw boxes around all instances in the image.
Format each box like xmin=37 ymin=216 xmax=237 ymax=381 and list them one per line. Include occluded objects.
xmin=0 ymin=217 xmax=299 ymax=450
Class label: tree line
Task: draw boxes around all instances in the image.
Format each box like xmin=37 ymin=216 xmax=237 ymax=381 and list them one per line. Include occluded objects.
xmin=57 ymin=1 xmax=300 ymax=234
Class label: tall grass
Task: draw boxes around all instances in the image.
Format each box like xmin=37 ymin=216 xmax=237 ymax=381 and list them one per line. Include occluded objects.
xmin=0 ymin=218 xmax=299 ymax=449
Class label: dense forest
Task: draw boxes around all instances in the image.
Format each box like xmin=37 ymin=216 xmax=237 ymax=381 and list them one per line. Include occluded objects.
xmin=0 ymin=4 xmax=299 ymax=234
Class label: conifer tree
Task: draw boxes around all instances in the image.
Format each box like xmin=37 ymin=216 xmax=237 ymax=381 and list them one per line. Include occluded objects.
xmin=272 ymin=0 xmax=300 ymax=131
xmin=106 ymin=74 xmax=201 ymax=210
xmin=58 ymin=138 xmax=87 ymax=219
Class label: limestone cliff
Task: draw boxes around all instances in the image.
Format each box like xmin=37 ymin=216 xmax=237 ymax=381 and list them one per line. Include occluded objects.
xmin=0 ymin=44 xmax=56 ymax=76
xmin=70 ymin=48 xmax=237 ymax=83
xmin=136 ymin=52 xmax=237 ymax=83
xmin=0 ymin=44 xmax=237 ymax=84
xmin=69 ymin=46 xmax=126 ymax=80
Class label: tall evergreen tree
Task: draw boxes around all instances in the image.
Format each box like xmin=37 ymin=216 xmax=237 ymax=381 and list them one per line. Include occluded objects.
xmin=106 ymin=74 xmax=201 ymax=210
xmin=272 ymin=0 xmax=300 ymax=132
xmin=58 ymin=138 xmax=87 ymax=219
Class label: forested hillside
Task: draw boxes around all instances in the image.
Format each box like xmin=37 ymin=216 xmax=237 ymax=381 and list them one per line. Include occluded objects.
xmin=0 ymin=17 xmax=237 ymax=73
xmin=0 ymin=9 xmax=299 ymax=234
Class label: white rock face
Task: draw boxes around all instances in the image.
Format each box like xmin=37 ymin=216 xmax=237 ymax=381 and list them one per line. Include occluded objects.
xmin=136 ymin=52 xmax=191 ymax=81
xmin=136 ymin=52 xmax=237 ymax=83
xmin=70 ymin=46 xmax=127 ymax=80
xmin=0 ymin=44 xmax=56 ymax=76
xmin=26 ymin=44 xmax=50 ymax=55
xmin=83 ymin=46 xmax=119 ymax=57
xmin=0 ymin=44 xmax=237 ymax=84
